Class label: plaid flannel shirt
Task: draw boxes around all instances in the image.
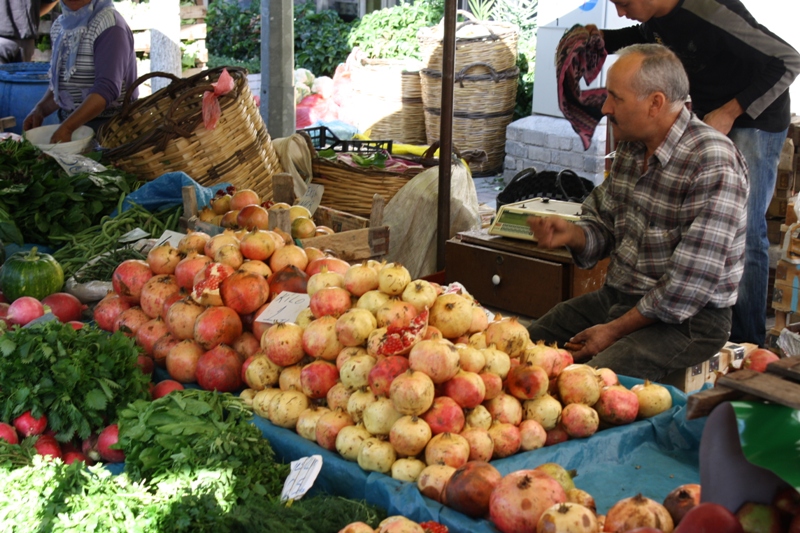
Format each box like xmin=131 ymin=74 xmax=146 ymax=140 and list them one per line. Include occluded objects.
xmin=573 ymin=107 xmax=748 ymax=324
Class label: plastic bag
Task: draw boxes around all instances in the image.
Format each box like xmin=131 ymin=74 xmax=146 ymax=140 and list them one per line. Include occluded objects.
xmin=294 ymin=68 xmax=315 ymax=88
xmin=311 ymin=76 xmax=334 ymax=99
xmin=113 ymin=171 xmax=231 ymax=215
xmin=272 ymin=133 xmax=314 ymax=198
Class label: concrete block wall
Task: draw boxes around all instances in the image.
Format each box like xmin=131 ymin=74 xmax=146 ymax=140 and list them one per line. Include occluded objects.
xmin=504 ymin=114 xmax=608 ymax=185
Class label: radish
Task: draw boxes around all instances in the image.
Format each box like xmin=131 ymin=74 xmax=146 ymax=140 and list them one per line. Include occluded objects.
xmin=0 ymin=302 xmax=10 ymax=325
xmin=97 ymin=424 xmax=125 ymax=463
xmin=67 ymin=321 xmax=84 ymax=330
xmin=41 ymin=292 xmax=86 ymax=323
xmin=152 ymin=379 xmax=184 ymax=399
xmin=33 ymin=434 xmax=62 ymax=459
xmin=14 ymin=410 xmax=47 ymax=436
xmin=7 ymin=296 xmax=45 ymax=326
xmin=0 ymin=422 xmax=19 ymax=444
xmin=81 ymin=433 xmax=102 ymax=463
xmin=63 ymin=451 xmax=93 ymax=465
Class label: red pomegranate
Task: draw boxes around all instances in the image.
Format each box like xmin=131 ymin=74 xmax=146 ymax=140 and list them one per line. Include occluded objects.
xmin=309 ymin=286 xmax=353 ymax=319
xmin=306 ymin=257 xmax=350 ymax=277
xmin=505 ymin=362 xmax=549 ymax=400
xmin=239 ymin=229 xmax=276 ymax=261
xmin=368 ymin=355 xmax=410 ymax=397
xmin=196 ymin=344 xmax=243 ymax=392
xmin=421 ymin=396 xmax=465 ymax=435
xmin=193 ymin=305 xmax=243 ymax=350
xmin=166 ymin=339 xmax=205 ymax=383
xmin=139 ymin=274 xmax=181 ymax=319
xmin=113 ymin=306 xmax=150 ymax=337
xmin=267 ymin=264 xmax=309 ymax=299
xmin=93 ymin=292 xmax=132 ymax=332
xmin=174 ymin=253 xmax=213 ymax=290
xmin=742 ymin=348 xmax=780 ymax=373
xmin=111 ymin=259 xmax=155 ymax=304
xmin=300 ymin=360 xmax=340 ymax=399
xmin=135 ymin=317 xmax=170 ymax=356
xmin=219 ymin=270 xmax=270 ymax=315
xmin=489 ymin=470 xmax=567 ymax=533
xmin=165 ymin=297 xmax=206 ymax=340
xmin=444 ymin=461 xmax=502 ymax=518
xmin=152 ymin=334 xmax=181 ymax=368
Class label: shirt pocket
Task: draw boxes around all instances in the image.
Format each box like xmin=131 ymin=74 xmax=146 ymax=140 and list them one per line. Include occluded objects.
xmin=636 ymin=225 xmax=682 ymax=278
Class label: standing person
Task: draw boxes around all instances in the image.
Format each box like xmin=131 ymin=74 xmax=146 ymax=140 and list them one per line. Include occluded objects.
xmin=0 ymin=0 xmax=57 ymax=63
xmin=526 ymin=44 xmax=748 ymax=381
xmin=22 ymin=0 xmax=137 ymax=143
xmin=590 ymin=0 xmax=800 ymax=346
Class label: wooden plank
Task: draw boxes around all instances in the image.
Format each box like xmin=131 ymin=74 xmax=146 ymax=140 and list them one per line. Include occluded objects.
xmin=180 ymin=23 xmax=207 ymax=41
xmin=180 ymin=5 xmax=207 ymax=19
xmin=458 ymin=229 xmax=574 ymax=262
xmin=717 ymin=369 xmax=800 ymax=410
xmin=299 ymin=226 xmax=389 ymax=261
xmin=272 ymin=173 xmax=296 ymax=205
xmin=180 ymin=186 xmax=198 ymax=231
xmin=315 ymin=206 xmax=369 ymax=232
xmin=0 ymin=116 xmax=16 ymax=131
xmin=269 ymin=208 xmax=291 ymax=234
xmin=369 ymin=193 xmax=385 ymax=227
xmin=766 ymin=357 xmax=800 ymax=382
xmin=685 ymin=386 xmax=746 ymax=419
xmin=187 ymin=217 xmax=225 ymax=236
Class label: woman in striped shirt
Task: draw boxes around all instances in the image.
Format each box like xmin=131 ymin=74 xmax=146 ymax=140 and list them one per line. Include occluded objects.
xmin=22 ymin=0 xmax=137 ymax=143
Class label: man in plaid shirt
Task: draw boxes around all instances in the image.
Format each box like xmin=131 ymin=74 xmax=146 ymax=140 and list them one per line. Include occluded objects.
xmin=527 ymin=44 xmax=748 ymax=381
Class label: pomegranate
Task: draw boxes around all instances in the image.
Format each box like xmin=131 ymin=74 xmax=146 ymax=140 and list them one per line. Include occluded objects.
xmin=469 ymin=305 xmax=489 ymax=334
xmin=97 ymin=424 xmax=125 ymax=463
xmin=469 ymin=331 xmax=488 ymax=349
xmin=594 ymin=385 xmax=639 ymax=425
xmin=344 ymin=261 xmax=380 ymax=297
xmin=408 ymin=339 xmax=460 ymax=384
xmin=232 ymin=331 xmax=260 ymax=359
xmin=522 ymin=342 xmax=565 ymax=379
xmin=631 ymin=380 xmax=673 ymax=418
xmin=488 ymin=420 xmax=522 ymax=458
xmin=460 ymin=425 xmax=494 ymax=461
xmin=113 ymin=306 xmax=150 ymax=337
xmin=391 ymin=458 xmax=427 ymax=483
xmin=193 ymin=305 xmax=243 ymax=350
xmin=537 ymin=502 xmax=598 ymax=533
xmin=295 ymin=307 xmax=314 ymax=328
xmin=535 ymin=463 xmax=576 ymax=493
xmin=456 ymin=344 xmax=486 ymax=373
xmin=336 ymin=308 xmax=378 ymax=347
xmin=309 ymin=286 xmax=352 ymax=319
xmin=560 ymin=403 xmax=599 ymax=438
xmin=442 ymin=369 xmax=486 ymax=408
xmin=306 ymin=257 xmax=350 ymax=277
xmin=773 ymin=486 xmax=800 ymax=515
xmin=219 ymin=270 xmax=270 ymax=315
xmin=370 ymin=308 xmax=429 ymax=357
xmin=674 ymin=502 xmax=743 ymax=533
xmin=466 ymin=404 xmax=493 ymax=430
xmin=204 ymin=230 xmax=239 ymax=258
xmin=230 ymin=188 xmax=260 ymax=210
xmin=315 ymin=409 xmax=355 ymax=450
xmin=269 ymin=244 xmax=309 ymax=273
xmin=261 ymin=321 xmax=305 ymax=366
xmin=165 ymin=297 xmax=206 ymax=340
xmin=62 ymin=451 xmax=91 ymax=465
xmin=300 ymin=359 xmax=340 ymax=399
xmin=506 ymin=362 xmax=549 ymax=400
xmin=368 ymin=355 xmax=410 ymax=397
xmin=604 ymin=493 xmax=674 ymax=532
xmin=326 ymin=381 xmax=353 ymax=410
xmin=196 ymin=344 xmax=243 ymax=392
xmin=165 ymin=339 xmax=205 ymax=383
xmin=239 ymin=259 xmax=272 ymax=278
xmin=139 ymin=274 xmax=181 ymax=319
xmin=377 ymin=517 xmax=425 ymax=533
xmin=191 ymin=262 xmax=235 ymax=306
xmin=177 ymin=231 xmax=211 ymax=255
xmin=362 ymin=396 xmax=403 ymax=436
xmin=376 ymin=298 xmax=418 ymax=330
xmin=307 ymin=267 xmax=345 ymax=296
xmin=237 ymin=204 xmax=270 ymax=230
xmin=596 ymin=367 xmax=621 ymax=387
xmin=482 ymin=345 xmax=512 ymax=379
xmin=356 ymin=289 xmax=390 ymax=315
xmin=486 ymin=392 xmax=524 ymax=426
xmin=14 ymin=410 xmax=47 ymax=436
xmin=390 ymin=369 xmax=436 ymax=416
xmin=147 ymin=243 xmax=182 ymax=275
xmin=334 ymin=422 xmax=372 ymax=461
xmin=489 ymin=470 xmax=567 ymax=533
xmin=444 ymin=461 xmax=502 ymax=517
xmin=480 ymin=371 xmax=504 ymax=401
xmin=401 ymin=280 xmax=438 ymax=313
xmin=518 ymin=419 xmax=547 ymax=451
xmin=152 ymin=379 xmax=185 ymax=399
xmin=485 ymin=316 xmax=530 ymax=358
xmin=418 ymin=464 xmax=457 ymax=503
xmin=735 ymin=502 xmax=782 ymax=533
xmin=295 ymin=405 xmax=331 ymax=441
xmin=545 ymin=424 xmax=570 ymax=446
xmin=112 ymin=259 xmax=155 ymax=304
xmin=302 ymin=316 xmax=344 ymax=360
xmin=0 ymin=422 xmax=19 ymax=444
xmin=252 ymin=388 xmax=281 ymax=417
xmin=304 ymin=247 xmax=326 ymax=264
xmin=347 ymin=387 xmax=379 ymax=423
xmin=422 ymin=395 xmax=466 ymax=434
xmin=389 ymin=415 xmax=433 ymax=457
xmin=152 ymin=334 xmax=181 ymax=368
xmin=377 ymin=262 xmax=411 ymax=295
xmin=135 ymin=317 xmax=170 ymax=356
xmin=339 ymin=354 xmax=377 ymax=391
xmin=663 ymin=484 xmax=701 ymax=525
xmin=558 ymin=364 xmax=602 ymax=405
xmin=357 ymin=437 xmax=396 ymax=474
xmin=429 ymin=293 xmax=473 ymax=339
xmin=566 ymin=488 xmax=597 ymax=513
xmin=279 ymin=364 xmax=303 ymax=391
xmin=174 ymin=253 xmax=213 ymax=290
xmin=40 ymin=292 xmax=86 ymax=323
xmin=742 ymin=348 xmax=780 ymax=373
xmin=425 ymin=432 xmax=470 ymax=469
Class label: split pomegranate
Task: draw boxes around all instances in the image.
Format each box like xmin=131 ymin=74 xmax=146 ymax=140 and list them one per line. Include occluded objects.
xmin=191 ymin=262 xmax=235 ymax=306
xmin=174 ymin=253 xmax=213 ymax=290
xmin=372 ymin=308 xmax=429 ymax=357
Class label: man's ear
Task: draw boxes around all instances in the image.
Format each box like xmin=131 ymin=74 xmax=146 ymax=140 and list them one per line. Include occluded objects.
xmin=650 ymin=92 xmax=667 ymax=116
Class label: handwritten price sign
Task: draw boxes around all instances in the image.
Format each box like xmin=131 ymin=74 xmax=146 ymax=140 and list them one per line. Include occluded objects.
xmin=255 ymin=291 xmax=311 ymax=324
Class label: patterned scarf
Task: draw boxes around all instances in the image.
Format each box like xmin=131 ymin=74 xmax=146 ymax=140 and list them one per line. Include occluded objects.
xmin=50 ymin=0 xmax=114 ymax=100
xmin=556 ymin=24 xmax=608 ymax=150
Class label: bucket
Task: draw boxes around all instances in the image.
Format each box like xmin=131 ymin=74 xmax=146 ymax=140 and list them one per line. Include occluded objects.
xmin=0 ymin=62 xmax=60 ymax=134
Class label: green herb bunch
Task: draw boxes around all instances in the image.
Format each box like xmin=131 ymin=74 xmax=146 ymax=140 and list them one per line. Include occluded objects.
xmin=0 ymin=322 xmax=151 ymax=441
xmin=0 ymin=139 xmax=140 ymax=247
xmin=294 ymin=2 xmax=354 ymax=77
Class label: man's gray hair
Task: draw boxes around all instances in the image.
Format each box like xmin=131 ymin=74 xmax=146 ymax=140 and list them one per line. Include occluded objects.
xmin=616 ymin=44 xmax=690 ymax=111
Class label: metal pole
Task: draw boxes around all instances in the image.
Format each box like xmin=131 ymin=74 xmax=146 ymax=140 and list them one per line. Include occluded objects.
xmin=436 ymin=0 xmax=457 ymax=271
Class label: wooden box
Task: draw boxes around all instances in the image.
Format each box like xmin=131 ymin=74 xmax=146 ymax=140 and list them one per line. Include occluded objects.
xmin=660 ymin=361 xmax=707 ymax=393
xmin=768 ymin=196 xmax=790 ymax=219
xmin=444 ymin=230 xmax=608 ymax=319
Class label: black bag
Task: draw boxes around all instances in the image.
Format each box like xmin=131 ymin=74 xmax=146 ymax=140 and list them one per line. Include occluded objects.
xmin=496 ymin=168 xmax=595 ymax=211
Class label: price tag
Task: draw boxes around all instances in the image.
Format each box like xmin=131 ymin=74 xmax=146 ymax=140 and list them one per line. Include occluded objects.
xmin=280 ymin=455 xmax=323 ymax=502
xmin=254 ymin=292 xmax=311 ymax=324
xmin=296 ymin=184 xmax=324 ymax=215
xmin=44 ymin=151 xmax=108 ymax=176
xmin=153 ymin=229 xmax=186 ymax=248
xmin=119 ymin=228 xmax=150 ymax=243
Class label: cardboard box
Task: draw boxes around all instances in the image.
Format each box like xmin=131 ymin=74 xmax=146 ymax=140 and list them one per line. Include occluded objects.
xmin=772 ymin=281 xmax=800 ymax=313
xmin=720 ymin=342 xmax=746 ymax=371
xmin=661 ymin=361 xmax=707 ymax=393
xmin=768 ymin=196 xmax=790 ymax=219
xmin=768 ymin=219 xmax=783 ymax=244
xmin=777 ymin=169 xmax=794 ymax=190
xmin=786 ymin=203 xmax=797 ymax=226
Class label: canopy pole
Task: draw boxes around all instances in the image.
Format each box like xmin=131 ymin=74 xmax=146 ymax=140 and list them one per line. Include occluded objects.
xmin=436 ymin=0 xmax=457 ymax=271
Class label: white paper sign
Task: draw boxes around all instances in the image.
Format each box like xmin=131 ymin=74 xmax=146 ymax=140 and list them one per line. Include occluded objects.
xmin=153 ymin=229 xmax=186 ymax=248
xmin=296 ymin=184 xmax=324 ymax=215
xmin=280 ymin=455 xmax=323 ymax=502
xmin=254 ymin=291 xmax=311 ymax=324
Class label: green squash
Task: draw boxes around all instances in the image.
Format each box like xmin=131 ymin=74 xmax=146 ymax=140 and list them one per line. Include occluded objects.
xmin=0 ymin=247 xmax=65 ymax=301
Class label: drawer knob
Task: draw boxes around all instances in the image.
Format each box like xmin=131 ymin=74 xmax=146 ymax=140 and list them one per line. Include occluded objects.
xmin=492 ymin=274 xmax=501 ymax=286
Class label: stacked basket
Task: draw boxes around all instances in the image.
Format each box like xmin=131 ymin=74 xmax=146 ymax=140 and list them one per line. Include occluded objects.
xmin=97 ymin=67 xmax=282 ymax=201
xmin=418 ymin=11 xmax=519 ymax=176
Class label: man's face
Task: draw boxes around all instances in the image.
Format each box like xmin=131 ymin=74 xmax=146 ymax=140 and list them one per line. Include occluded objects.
xmin=609 ymin=0 xmax=659 ymax=22
xmin=602 ymin=55 xmax=652 ymax=143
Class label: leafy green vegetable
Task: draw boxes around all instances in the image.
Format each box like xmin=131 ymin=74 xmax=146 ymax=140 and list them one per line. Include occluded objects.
xmin=0 ymin=322 xmax=151 ymax=441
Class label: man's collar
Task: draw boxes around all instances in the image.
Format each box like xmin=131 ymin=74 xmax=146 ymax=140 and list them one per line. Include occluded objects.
xmin=651 ymin=106 xmax=691 ymax=168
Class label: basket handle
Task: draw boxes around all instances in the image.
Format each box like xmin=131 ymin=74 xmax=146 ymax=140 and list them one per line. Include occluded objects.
xmin=508 ymin=167 xmax=538 ymax=187
xmin=117 ymin=71 xmax=183 ymax=121
xmin=434 ymin=10 xmax=501 ymax=40
xmin=455 ymin=61 xmax=499 ymax=87
xmin=555 ymin=169 xmax=591 ymax=202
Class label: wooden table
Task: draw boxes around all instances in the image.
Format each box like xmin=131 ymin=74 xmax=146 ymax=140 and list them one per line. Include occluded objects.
xmin=445 ymin=229 xmax=609 ymax=318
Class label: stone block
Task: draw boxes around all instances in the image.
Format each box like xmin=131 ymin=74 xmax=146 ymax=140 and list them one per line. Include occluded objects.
xmin=522 ymin=128 xmax=546 ymax=147
xmin=545 ymin=134 xmax=565 ymax=150
xmin=528 ymin=146 xmax=552 ymax=163
xmin=504 ymin=156 xmax=518 ymax=172
xmin=506 ymin=141 xmax=527 ymax=158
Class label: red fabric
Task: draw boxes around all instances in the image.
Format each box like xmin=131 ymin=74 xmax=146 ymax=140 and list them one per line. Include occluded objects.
xmin=295 ymin=93 xmax=340 ymax=128
xmin=202 ymin=68 xmax=235 ymax=130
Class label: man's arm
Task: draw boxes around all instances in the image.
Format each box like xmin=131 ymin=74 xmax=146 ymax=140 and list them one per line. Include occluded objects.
xmin=567 ymin=306 xmax=657 ymax=361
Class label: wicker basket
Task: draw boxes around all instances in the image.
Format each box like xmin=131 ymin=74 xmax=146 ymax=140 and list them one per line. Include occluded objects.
xmin=348 ymin=58 xmax=426 ymax=145
xmin=97 ymin=67 xmax=282 ymax=201
xmin=420 ymin=62 xmax=518 ymax=176
xmin=417 ymin=10 xmax=519 ymax=72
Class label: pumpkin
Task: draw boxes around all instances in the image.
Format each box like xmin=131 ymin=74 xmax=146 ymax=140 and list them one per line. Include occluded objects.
xmin=0 ymin=247 xmax=65 ymax=301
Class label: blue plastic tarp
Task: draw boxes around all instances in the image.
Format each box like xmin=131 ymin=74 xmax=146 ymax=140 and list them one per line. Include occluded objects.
xmin=113 ymin=171 xmax=231 ymax=215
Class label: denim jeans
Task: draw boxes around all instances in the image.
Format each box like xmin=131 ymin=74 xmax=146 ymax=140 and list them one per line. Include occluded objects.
xmin=727 ymin=127 xmax=787 ymax=346
xmin=526 ymin=286 xmax=732 ymax=381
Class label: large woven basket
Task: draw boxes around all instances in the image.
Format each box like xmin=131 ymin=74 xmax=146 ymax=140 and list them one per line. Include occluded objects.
xmin=97 ymin=67 xmax=282 ymax=201
xmin=418 ymin=10 xmax=519 ymax=72
xmin=348 ymin=59 xmax=426 ymax=145
xmin=420 ymin=62 xmax=518 ymax=176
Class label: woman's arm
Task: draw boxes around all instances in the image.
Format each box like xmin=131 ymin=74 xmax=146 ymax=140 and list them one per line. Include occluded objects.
xmin=22 ymin=88 xmax=60 ymax=131
xmin=48 ymin=93 xmax=107 ymax=143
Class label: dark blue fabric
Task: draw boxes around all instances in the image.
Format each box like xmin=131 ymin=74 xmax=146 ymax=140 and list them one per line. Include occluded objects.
xmin=112 ymin=171 xmax=230 ymax=215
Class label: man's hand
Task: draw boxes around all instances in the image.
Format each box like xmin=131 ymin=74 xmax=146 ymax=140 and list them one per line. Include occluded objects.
xmin=526 ymin=215 xmax=586 ymax=251
xmin=565 ymin=323 xmax=620 ymax=362
xmin=703 ymin=98 xmax=744 ymax=135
